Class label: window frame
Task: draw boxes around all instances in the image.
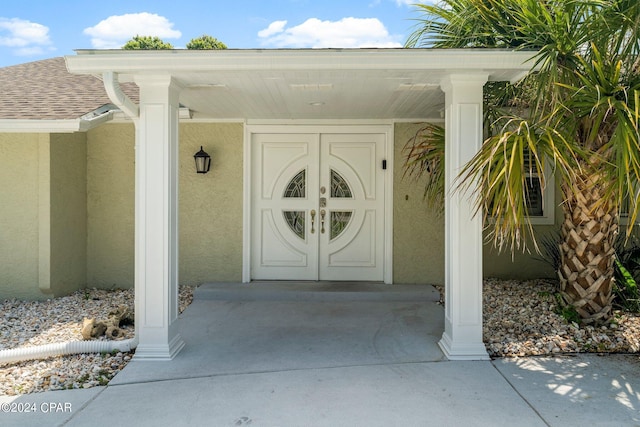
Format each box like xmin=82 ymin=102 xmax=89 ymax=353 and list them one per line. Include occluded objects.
xmin=525 ymin=151 xmax=555 ymax=225
xmin=525 ymin=147 xmax=556 ymax=225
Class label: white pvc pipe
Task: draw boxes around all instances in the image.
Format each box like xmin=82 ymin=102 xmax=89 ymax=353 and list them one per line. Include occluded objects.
xmin=0 ymin=338 xmax=137 ymax=365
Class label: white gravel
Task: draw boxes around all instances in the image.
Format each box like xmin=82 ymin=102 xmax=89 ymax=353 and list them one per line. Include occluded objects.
xmin=1 ymin=280 xmax=639 ymax=396
xmin=0 ymin=286 xmax=193 ymax=396
xmin=481 ymin=278 xmax=640 ymax=357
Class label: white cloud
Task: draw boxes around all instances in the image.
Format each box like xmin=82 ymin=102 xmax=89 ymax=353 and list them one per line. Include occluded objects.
xmin=83 ymin=12 xmax=182 ymax=49
xmin=0 ymin=18 xmax=52 ymax=55
xmin=258 ymin=17 xmax=402 ymax=48
xmin=258 ymin=20 xmax=287 ymax=38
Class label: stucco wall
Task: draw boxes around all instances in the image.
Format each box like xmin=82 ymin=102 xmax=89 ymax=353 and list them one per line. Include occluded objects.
xmin=86 ymin=123 xmax=135 ymax=288
xmin=481 ymin=173 xmax=562 ymax=279
xmin=46 ymin=133 xmax=87 ymax=296
xmin=0 ymin=132 xmax=87 ymax=300
xmin=0 ymin=133 xmax=41 ymax=299
xmin=84 ymin=121 xmax=554 ymax=288
xmin=483 ymin=241 xmax=556 ymax=280
xmin=179 ymin=122 xmax=243 ymax=284
xmin=86 ymin=121 xmax=244 ymax=289
xmin=393 ymin=122 xmax=557 ymax=285
xmin=0 ymin=121 xmax=586 ymax=299
xmin=393 ymin=122 xmax=445 ymax=284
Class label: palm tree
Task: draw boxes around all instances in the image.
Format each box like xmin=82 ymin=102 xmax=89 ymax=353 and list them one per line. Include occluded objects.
xmin=405 ymin=0 xmax=640 ymax=324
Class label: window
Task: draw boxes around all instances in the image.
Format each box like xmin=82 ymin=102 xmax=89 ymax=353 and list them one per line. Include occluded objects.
xmin=525 ymin=178 xmax=543 ymax=216
xmin=524 ymin=147 xmax=555 ymax=225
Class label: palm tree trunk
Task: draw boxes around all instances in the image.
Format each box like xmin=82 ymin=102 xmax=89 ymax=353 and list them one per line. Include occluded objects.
xmin=558 ymin=170 xmax=618 ymax=324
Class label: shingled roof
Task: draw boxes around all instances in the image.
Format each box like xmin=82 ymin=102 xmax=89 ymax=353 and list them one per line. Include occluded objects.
xmin=0 ymin=57 xmax=138 ymax=120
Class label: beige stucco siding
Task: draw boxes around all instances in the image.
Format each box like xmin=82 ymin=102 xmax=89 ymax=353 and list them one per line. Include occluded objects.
xmin=45 ymin=133 xmax=88 ymax=296
xmin=86 ymin=123 xmax=135 ymax=288
xmin=0 ymin=134 xmax=41 ymax=299
xmin=483 ymin=208 xmax=560 ymax=280
xmin=0 ymin=132 xmax=87 ymax=300
xmin=393 ymin=122 xmax=445 ymax=284
xmin=482 ymin=172 xmax=561 ymax=279
xmin=83 ymin=120 xmax=559 ymax=291
xmin=86 ymin=121 xmax=244 ymax=289
xmin=393 ymin=122 xmax=556 ymax=285
xmin=483 ymin=244 xmax=555 ymax=279
xmin=1 ymin=120 xmax=559 ymax=300
xmin=178 ymin=122 xmax=243 ymax=284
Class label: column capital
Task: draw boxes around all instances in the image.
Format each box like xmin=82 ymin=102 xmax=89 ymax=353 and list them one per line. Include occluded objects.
xmin=134 ymin=74 xmax=184 ymax=90
xmin=439 ymin=73 xmax=489 ymax=94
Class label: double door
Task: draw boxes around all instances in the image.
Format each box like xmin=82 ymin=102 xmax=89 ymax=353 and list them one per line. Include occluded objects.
xmin=251 ymin=132 xmax=385 ymax=281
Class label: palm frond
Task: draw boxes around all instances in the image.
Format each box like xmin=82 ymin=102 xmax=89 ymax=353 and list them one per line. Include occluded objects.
xmin=402 ymin=124 xmax=446 ymax=211
xmin=457 ymin=118 xmax=577 ymax=252
xmin=405 ymin=0 xmax=640 ymax=254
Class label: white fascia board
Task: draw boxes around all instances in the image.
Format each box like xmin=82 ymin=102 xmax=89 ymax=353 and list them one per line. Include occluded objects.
xmin=65 ymin=49 xmax=537 ymax=81
xmin=0 ymin=113 xmax=113 ymax=133
xmin=0 ymin=119 xmax=84 ymax=133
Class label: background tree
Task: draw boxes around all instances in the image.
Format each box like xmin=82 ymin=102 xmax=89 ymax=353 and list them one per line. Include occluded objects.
xmin=405 ymin=0 xmax=640 ymax=324
xmin=187 ymin=35 xmax=227 ymax=50
xmin=122 ymin=35 xmax=174 ymax=50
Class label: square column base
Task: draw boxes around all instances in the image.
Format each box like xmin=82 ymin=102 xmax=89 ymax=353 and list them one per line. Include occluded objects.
xmin=439 ymin=333 xmax=490 ymax=361
xmin=133 ymin=334 xmax=185 ymax=361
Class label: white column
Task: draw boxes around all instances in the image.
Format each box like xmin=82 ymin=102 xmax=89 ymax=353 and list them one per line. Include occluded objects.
xmin=133 ymin=75 xmax=185 ymax=360
xmin=439 ymin=74 xmax=490 ymax=360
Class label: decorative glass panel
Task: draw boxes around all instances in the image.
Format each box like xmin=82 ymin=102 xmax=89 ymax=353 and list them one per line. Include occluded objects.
xmin=330 ymin=211 xmax=352 ymax=240
xmin=284 ymin=170 xmax=306 ymax=198
xmin=331 ymin=170 xmax=352 ymax=198
xmin=283 ymin=210 xmax=305 ymax=240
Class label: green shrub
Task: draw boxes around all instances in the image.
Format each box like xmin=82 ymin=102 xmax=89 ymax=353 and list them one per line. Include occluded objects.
xmin=187 ymin=35 xmax=227 ymax=50
xmin=122 ymin=35 xmax=173 ymax=50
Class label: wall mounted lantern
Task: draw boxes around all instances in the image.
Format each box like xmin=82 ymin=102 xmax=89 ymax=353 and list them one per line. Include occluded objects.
xmin=194 ymin=146 xmax=211 ymax=174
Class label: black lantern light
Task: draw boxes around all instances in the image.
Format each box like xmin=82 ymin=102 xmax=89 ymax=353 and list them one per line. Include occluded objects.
xmin=194 ymin=146 xmax=211 ymax=174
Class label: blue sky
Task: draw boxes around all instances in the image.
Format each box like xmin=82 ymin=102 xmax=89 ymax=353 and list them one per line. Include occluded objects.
xmin=0 ymin=0 xmax=432 ymax=67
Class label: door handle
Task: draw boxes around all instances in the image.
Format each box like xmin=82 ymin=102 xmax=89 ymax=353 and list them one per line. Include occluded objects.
xmin=310 ymin=210 xmax=316 ymax=234
xmin=320 ymin=209 xmax=326 ymax=234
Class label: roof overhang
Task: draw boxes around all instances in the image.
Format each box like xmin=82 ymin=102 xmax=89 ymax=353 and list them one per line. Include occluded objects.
xmin=65 ymin=48 xmax=537 ymax=121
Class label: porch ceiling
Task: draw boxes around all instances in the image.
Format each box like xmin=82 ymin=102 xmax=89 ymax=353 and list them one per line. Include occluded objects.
xmin=65 ymin=48 xmax=535 ymax=121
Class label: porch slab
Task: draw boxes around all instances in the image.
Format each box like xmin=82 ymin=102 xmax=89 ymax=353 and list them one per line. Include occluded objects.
xmin=111 ymin=282 xmax=445 ymax=385
xmin=194 ymin=281 xmax=442 ymax=301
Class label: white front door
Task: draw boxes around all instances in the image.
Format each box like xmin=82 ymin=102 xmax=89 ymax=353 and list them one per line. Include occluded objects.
xmin=251 ymin=131 xmax=386 ymax=281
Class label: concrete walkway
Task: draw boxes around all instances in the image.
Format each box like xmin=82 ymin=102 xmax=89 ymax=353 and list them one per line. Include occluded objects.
xmin=1 ymin=282 xmax=639 ymax=427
